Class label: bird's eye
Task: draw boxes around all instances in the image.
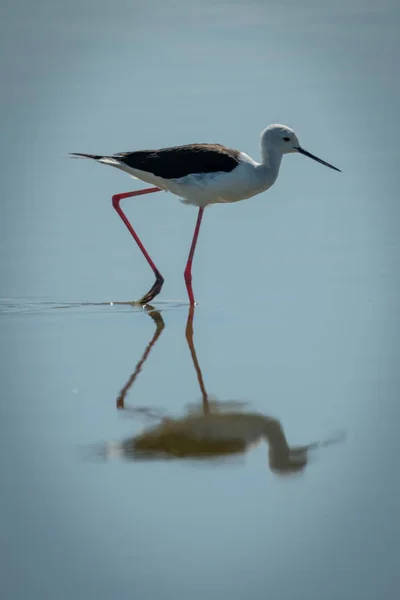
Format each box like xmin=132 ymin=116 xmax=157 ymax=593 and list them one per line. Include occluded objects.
xmin=283 ymin=137 xmax=290 ymax=142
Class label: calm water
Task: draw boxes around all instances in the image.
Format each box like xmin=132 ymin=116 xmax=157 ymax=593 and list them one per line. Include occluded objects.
xmin=1 ymin=1 xmax=399 ymax=598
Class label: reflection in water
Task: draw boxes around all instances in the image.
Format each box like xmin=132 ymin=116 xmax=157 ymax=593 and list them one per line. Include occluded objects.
xmin=116 ymin=306 xmax=165 ymax=415
xmin=107 ymin=306 xmax=343 ymax=475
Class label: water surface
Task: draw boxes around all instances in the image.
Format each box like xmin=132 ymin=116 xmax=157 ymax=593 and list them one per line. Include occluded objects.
xmin=1 ymin=1 xmax=399 ymax=599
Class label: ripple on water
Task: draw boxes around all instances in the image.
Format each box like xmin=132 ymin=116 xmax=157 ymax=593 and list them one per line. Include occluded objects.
xmin=0 ymin=297 xmax=190 ymax=318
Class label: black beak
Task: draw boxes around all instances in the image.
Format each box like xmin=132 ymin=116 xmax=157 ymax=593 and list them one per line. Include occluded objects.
xmin=296 ymin=147 xmax=341 ymax=172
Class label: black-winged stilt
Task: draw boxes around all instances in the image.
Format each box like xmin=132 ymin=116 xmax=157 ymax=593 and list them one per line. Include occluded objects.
xmin=72 ymin=124 xmax=340 ymax=305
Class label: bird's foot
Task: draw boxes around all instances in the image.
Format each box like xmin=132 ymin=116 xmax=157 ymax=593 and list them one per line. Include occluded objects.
xmin=138 ymin=272 xmax=164 ymax=305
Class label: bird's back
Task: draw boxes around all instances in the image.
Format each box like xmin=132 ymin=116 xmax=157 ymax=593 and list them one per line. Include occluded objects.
xmin=113 ymin=143 xmax=241 ymax=180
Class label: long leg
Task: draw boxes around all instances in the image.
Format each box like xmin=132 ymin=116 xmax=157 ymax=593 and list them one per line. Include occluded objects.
xmin=184 ymin=207 xmax=204 ymax=306
xmin=112 ymin=187 xmax=163 ymax=304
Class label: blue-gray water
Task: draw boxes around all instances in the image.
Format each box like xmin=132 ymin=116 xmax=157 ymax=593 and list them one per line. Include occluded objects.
xmin=1 ymin=1 xmax=399 ymax=598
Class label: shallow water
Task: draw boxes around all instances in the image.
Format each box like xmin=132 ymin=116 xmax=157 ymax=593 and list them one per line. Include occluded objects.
xmin=1 ymin=1 xmax=400 ymax=599
xmin=1 ymin=295 xmax=399 ymax=599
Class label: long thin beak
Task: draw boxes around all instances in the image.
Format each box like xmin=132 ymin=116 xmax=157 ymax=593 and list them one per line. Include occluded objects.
xmin=296 ymin=147 xmax=341 ymax=172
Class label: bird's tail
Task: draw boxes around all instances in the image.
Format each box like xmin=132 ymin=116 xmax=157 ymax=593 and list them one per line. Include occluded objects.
xmin=69 ymin=152 xmax=138 ymax=177
xmin=69 ymin=152 xmax=104 ymax=160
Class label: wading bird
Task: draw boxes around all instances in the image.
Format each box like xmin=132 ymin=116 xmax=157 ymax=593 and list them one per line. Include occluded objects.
xmin=72 ymin=124 xmax=340 ymax=305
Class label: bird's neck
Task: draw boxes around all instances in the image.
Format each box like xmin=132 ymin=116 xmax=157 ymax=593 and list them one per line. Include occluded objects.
xmin=260 ymin=145 xmax=283 ymax=183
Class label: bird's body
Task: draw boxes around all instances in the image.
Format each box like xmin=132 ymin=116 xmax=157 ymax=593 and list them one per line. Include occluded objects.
xmin=72 ymin=124 xmax=340 ymax=304
xmin=73 ymin=142 xmax=277 ymax=207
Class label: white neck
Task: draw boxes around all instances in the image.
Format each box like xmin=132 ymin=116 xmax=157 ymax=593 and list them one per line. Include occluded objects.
xmin=260 ymin=137 xmax=283 ymax=184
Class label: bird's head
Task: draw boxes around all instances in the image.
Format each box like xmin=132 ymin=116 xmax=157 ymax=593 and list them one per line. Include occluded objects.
xmin=262 ymin=124 xmax=300 ymax=154
xmin=262 ymin=124 xmax=341 ymax=171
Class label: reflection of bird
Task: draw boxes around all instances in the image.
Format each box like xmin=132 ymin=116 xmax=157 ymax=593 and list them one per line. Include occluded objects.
xmin=71 ymin=124 xmax=340 ymax=305
xmin=118 ymin=410 xmax=343 ymax=474
xmin=116 ymin=307 xmax=165 ymax=412
xmin=100 ymin=306 xmax=344 ymax=476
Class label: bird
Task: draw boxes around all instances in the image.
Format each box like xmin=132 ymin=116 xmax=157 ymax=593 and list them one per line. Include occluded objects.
xmin=71 ymin=124 xmax=341 ymax=305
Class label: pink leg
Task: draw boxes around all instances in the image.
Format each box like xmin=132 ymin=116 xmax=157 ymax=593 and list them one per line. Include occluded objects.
xmin=184 ymin=207 xmax=204 ymax=306
xmin=112 ymin=187 xmax=163 ymax=304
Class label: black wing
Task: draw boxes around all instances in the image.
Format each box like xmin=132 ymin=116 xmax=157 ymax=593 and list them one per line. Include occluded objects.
xmin=113 ymin=144 xmax=241 ymax=179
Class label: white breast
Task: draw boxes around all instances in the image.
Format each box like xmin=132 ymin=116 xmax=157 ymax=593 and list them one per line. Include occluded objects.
xmin=175 ymin=154 xmax=270 ymax=207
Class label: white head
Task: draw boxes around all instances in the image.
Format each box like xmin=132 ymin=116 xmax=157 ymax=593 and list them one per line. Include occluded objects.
xmin=261 ymin=124 xmax=341 ymax=171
